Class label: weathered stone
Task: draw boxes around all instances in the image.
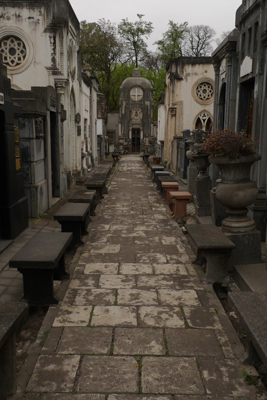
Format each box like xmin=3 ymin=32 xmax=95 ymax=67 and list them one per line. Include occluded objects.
xmin=91 ymin=306 xmax=137 ymax=326
xmin=57 ymin=327 xmax=112 ymax=354
xmin=142 ymin=357 xmax=204 ymax=394
xmin=53 ymin=305 xmax=92 ymax=327
xmin=138 ymin=306 xmax=184 ymax=328
xmin=64 ymin=288 xmax=116 ymax=306
xmin=77 ymin=356 xmax=138 ymax=393
xmin=158 ymin=289 xmax=201 ymax=307
xmin=114 ymin=327 xmax=165 ymax=355
xmin=118 ymin=289 xmax=158 ymax=305
xmin=165 ymin=328 xmax=223 ymax=356
xmin=27 ymin=355 xmax=80 ymax=392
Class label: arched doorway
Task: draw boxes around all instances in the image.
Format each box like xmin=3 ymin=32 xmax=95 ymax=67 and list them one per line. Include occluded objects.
xmin=132 ymin=128 xmax=140 ymax=152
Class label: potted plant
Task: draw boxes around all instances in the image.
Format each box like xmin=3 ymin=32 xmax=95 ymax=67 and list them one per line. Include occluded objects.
xmin=203 ymin=129 xmax=261 ymax=233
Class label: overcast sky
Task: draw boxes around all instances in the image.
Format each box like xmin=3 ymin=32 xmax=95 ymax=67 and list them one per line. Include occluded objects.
xmin=69 ymin=0 xmax=242 ymax=51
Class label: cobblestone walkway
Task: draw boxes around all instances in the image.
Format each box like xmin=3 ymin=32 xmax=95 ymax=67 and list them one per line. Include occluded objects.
xmin=13 ymin=155 xmax=266 ymax=399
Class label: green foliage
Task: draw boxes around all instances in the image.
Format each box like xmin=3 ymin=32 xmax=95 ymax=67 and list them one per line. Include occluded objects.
xmin=154 ymin=20 xmax=188 ymax=66
xmin=80 ymin=19 xmax=124 ymax=111
xmin=118 ymin=14 xmax=153 ymax=67
xmin=242 ymin=370 xmax=259 ymax=386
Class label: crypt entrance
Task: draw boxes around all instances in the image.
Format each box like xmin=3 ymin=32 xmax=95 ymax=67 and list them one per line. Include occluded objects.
xmin=131 ymin=128 xmax=141 ymax=152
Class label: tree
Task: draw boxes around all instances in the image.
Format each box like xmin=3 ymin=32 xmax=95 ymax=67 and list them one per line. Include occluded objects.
xmin=80 ymin=19 xmax=124 ymax=112
xmin=183 ymin=25 xmax=216 ymax=57
xmin=118 ymin=14 xmax=153 ymax=67
xmin=154 ymin=20 xmax=188 ymax=66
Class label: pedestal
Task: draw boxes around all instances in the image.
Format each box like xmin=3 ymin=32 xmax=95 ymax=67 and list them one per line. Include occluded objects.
xmin=225 ymin=230 xmax=262 ymax=271
xmin=195 ymin=177 xmax=211 ymax=217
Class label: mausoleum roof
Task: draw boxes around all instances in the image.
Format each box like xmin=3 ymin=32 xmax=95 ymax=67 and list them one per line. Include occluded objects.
xmin=120 ymin=68 xmax=152 ymax=89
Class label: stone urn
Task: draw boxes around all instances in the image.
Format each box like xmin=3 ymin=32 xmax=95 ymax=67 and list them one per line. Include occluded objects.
xmin=194 ymin=153 xmax=210 ymax=178
xmin=209 ymin=153 xmax=261 ymax=233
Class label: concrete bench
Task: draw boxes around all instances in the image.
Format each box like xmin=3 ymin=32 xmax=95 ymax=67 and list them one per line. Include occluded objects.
xmin=162 ymin=182 xmax=179 ymax=204
xmin=84 ymin=177 xmax=107 ymax=203
xmin=185 ymin=224 xmax=235 ymax=284
xmin=0 ymin=302 xmax=28 ymax=400
xmin=169 ymin=191 xmax=192 ymax=220
xmin=228 ymin=291 xmax=267 ymax=368
xmin=54 ymin=203 xmax=90 ymax=247
xmin=9 ymin=232 xmax=72 ymax=306
xmin=69 ymin=190 xmax=97 ymax=214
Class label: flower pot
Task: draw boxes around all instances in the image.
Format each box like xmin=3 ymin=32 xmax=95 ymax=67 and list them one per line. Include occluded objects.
xmin=209 ymin=153 xmax=261 ymax=233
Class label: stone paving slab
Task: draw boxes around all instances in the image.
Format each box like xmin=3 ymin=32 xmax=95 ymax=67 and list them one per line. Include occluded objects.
xmin=77 ymin=356 xmax=139 ymax=393
xmin=142 ymin=357 xmax=204 ymax=394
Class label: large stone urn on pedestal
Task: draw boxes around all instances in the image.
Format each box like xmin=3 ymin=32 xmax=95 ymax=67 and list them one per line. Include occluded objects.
xmin=209 ymin=153 xmax=262 ymax=268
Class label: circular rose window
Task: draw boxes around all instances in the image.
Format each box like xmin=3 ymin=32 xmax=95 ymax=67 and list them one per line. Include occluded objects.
xmin=0 ymin=29 xmax=33 ymax=74
xmin=0 ymin=36 xmax=26 ymax=67
xmin=192 ymin=79 xmax=214 ymax=105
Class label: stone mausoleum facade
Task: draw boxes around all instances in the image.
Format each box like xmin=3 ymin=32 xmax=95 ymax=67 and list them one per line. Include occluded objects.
xmin=162 ymin=57 xmax=215 ymax=166
xmin=212 ymin=0 xmax=267 ymax=241
xmin=0 ymin=0 xmax=87 ymax=218
xmin=119 ymin=69 xmax=154 ymax=153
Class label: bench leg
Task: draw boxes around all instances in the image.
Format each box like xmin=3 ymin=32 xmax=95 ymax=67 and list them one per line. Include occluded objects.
xmin=19 ymin=269 xmax=58 ymax=306
xmin=0 ymin=334 xmax=16 ymax=400
xmin=59 ymin=221 xmax=84 ymax=247
xmin=54 ymin=255 xmax=69 ymax=280
xmin=203 ymin=251 xmax=230 ymax=284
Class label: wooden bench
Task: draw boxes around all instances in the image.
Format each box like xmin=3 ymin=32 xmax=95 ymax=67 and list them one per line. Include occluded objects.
xmin=54 ymin=202 xmax=90 ymax=247
xmin=161 ymin=182 xmax=179 ymax=204
xmin=0 ymin=302 xmax=28 ymax=400
xmin=9 ymin=232 xmax=72 ymax=306
xmin=157 ymin=176 xmax=178 ymax=194
xmin=169 ymin=191 xmax=192 ymax=219
xmin=228 ymin=292 xmax=267 ymax=368
xmin=69 ymin=189 xmax=97 ymax=214
xmin=185 ymin=224 xmax=235 ymax=284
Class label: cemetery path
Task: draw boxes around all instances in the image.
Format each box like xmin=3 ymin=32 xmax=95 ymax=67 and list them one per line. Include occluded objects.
xmin=12 ymin=155 xmax=266 ymax=399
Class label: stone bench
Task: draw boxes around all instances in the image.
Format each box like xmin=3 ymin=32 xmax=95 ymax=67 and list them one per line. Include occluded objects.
xmin=162 ymin=181 xmax=179 ymax=204
xmin=0 ymin=302 xmax=28 ymax=400
xmin=228 ymin=291 xmax=267 ymax=368
xmin=185 ymin=224 xmax=235 ymax=284
xmin=112 ymin=153 xmax=120 ymax=165
xmin=150 ymin=165 xmax=164 ymax=180
xmin=69 ymin=190 xmax=97 ymax=214
xmin=158 ymin=176 xmax=178 ymax=194
xmin=9 ymin=232 xmax=72 ymax=306
xmin=153 ymin=171 xmax=170 ymax=187
xmin=169 ymin=191 xmax=192 ymax=220
xmin=84 ymin=177 xmax=107 ymax=203
xmin=54 ymin=202 xmax=90 ymax=247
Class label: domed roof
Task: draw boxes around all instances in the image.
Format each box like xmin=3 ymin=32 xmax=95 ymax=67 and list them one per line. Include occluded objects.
xmin=120 ymin=68 xmax=152 ymax=89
